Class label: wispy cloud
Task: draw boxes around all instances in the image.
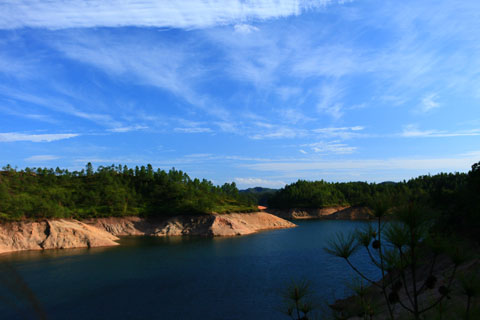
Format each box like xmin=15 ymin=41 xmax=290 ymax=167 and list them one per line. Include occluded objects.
xmin=291 ymin=45 xmax=360 ymax=78
xmin=0 ymin=0 xmax=346 ymax=30
xmin=0 ymin=85 xmax=122 ymax=128
xmin=25 ymin=155 xmax=59 ymax=161
xmin=313 ymin=126 xmax=365 ymax=139
xmin=234 ymin=24 xmax=259 ymax=34
xmin=401 ymin=125 xmax=480 ymax=138
xmin=0 ymin=50 xmax=41 ymax=78
xmin=316 ymin=84 xmax=345 ymax=119
xmin=0 ymin=105 xmax=58 ymax=124
xmin=244 ymin=152 xmax=479 ymax=173
xmin=108 ymin=125 xmax=148 ymax=133
xmin=50 ymin=31 xmax=231 ymax=121
xmin=303 ymin=141 xmax=357 ymax=154
xmin=174 ymin=127 xmax=213 ymax=133
xmin=247 ymin=124 xmax=366 ymax=140
xmin=0 ymin=132 xmax=79 ymax=142
xmin=279 ymin=108 xmax=315 ymax=124
xmin=249 ymin=126 xmax=306 ymax=140
xmin=419 ymin=93 xmax=440 ymax=112
xmin=276 ymin=86 xmax=302 ymax=100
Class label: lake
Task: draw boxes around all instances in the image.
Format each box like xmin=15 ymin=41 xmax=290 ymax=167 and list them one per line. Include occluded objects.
xmin=0 ymin=220 xmax=380 ymax=319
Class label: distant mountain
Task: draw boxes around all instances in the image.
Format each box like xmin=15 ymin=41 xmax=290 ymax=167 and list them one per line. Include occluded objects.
xmin=240 ymin=187 xmax=278 ymax=206
xmin=378 ymin=181 xmax=398 ymax=185
xmin=240 ymin=187 xmax=278 ymax=194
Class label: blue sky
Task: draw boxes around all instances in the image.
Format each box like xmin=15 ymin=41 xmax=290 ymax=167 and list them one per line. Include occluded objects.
xmin=1 ymin=0 xmax=480 ymax=188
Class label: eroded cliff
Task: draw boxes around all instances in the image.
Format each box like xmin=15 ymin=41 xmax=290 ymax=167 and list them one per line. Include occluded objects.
xmin=0 ymin=212 xmax=296 ymax=254
xmin=87 ymin=211 xmax=296 ymax=237
xmin=0 ymin=219 xmax=120 ymax=254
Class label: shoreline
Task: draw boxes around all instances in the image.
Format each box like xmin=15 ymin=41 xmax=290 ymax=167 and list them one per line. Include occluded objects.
xmin=0 ymin=211 xmax=296 ymax=254
xmin=267 ymin=205 xmax=371 ymax=220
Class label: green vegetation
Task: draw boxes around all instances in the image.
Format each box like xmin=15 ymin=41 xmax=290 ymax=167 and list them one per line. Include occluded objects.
xmin=268 ymin=173 xmax=467 ymax=210
xmin=325 ymin=198 xmax=479 ymax=319
xmin=281 ymin=280 xmax=317 ymax=320
xmin=0 ymin=163 xmax=256 ymax=221
xmin=320 ymin=162 xmax=480 ymax=319
xmin=273 ymin=161 xmax=480 ymax=319
xmin=268 ymin=167 xmax=480 ymax=240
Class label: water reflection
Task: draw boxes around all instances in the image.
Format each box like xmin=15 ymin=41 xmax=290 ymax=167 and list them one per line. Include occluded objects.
xmin=0 ymin=246 xmax=112 ymax=263
xmin=0 ymin=262 xmax=47 ymax=319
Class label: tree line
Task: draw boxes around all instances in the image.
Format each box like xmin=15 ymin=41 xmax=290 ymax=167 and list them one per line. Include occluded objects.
xmin=268 ymin=161 xmax=480 ymax=239
xmin=0 ymin=163 xmax=256 ymax=221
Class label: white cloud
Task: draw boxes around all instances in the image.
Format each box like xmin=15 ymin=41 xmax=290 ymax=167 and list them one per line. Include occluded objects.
xmin=234 ymin=24 xmax=259 ymax=34
xmin=401 ymin=124 xmax=480 ymax=138
xmin=234 ymin=177 xmax=287 ymax=188
xmin=0 ymin=132 xmax=79 ymax=142
xmin=174 ymin=127 xmax=213 ymax=133
xmin=279 ymin=108 xmax=315 ymax=124
xmin=0 ymin=85 xmax=122 ymax=128
xmin=247 ymin=124 xmax=366 ymax=140
xmin=0 ymin=0 xmax=345 ymax=30
xmin=0 ymin=51 xmax=41 ymax=78
xmin=304 ymin=141 xmax=357 ymax=154
xmin=244 ymin=153 xmax=479 ymax=173
xmin=419 ymin=93 xmax=440 ymax=112
xmin=299 ymin=149 xmax=307 ymax=154
xmin=316 ymin=84 xmax=345 ymax=119
xmin=276 ymin=86 xmax=302 ymax=100
xmin=50 ymin=33 xmax=231 ymax=121
xmin=312 ymin=126 xmax=365 ymax=139
xmin=185 ymin=153 xmax=213 ymax=158
xmin=215 ymin=121 xmax=240 ymax=133
xmin=0 ymin=106 xmax=58 ymax=124
xmin=25 ymin=155 xmax=59 ymax=161
xmin=291 ymin=45 xmax=360 ymax=78
xmin=249 ymin=126 xmax=305 ymax=139
xmin=108 ymin=125 xmax=148 ymax=133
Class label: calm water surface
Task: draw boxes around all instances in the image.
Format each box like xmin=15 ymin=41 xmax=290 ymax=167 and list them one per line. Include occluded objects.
xmin=0 ymin=220 xmax=380 ymax=319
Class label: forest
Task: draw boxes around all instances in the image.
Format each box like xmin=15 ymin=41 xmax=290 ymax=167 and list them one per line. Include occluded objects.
xmin=1 ymin=161 xmax=479 ymax=238
xmin=0 ymin=163 xmax=256 ymax=220
xmin=269 ymin=161 xmax=480 ymax=239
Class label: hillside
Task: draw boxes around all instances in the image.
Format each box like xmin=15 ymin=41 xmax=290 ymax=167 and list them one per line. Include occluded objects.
xmin=0 ymin=163 xmax=256 ymax=221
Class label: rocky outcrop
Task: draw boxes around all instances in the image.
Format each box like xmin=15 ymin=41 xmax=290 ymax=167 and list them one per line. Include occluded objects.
xmin=209 ymin=212 xmax=296 ymax=236
xmin=0 ymin=219 xmax=120 ymax=254
xmin=0 ymin=212 xmax=296 ymax=254
xmin=86 ymin=212 xmax=296 ymax=237
xmin=268 ymin=206 xmax=371 ymax=220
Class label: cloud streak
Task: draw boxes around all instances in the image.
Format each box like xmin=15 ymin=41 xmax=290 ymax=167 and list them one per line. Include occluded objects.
xmin=244 ymin=153 xmax=479 ymax=173
xmin=303 ymin=141 xmax=357 ymax=154
xmin=0 ymin=0 xmax=345 ymax=30
xmin=174 ymin=127 xmax=213 ymax=133
xmin=419 ymin=93 xmax=440 ymax=112
xmin=50 ymin=31 xmax=231 ymax=121
xmin=0 ymin=132 xmax=79 ymax=142
xmin=401 ymin=125 xmax=480 ymax=138
xmin=25 ymin=155 xmax=59 ymax=161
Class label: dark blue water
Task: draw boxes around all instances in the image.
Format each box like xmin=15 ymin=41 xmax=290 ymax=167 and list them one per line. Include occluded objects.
xmin=0 ymin=220 xmax=380 ymax=319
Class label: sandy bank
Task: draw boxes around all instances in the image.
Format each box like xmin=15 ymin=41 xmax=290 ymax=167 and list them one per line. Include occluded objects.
xmin=0 ymin=212 xmax=296 ymax=254
xmin=86 ymin=211 xmax=296 ymax=237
